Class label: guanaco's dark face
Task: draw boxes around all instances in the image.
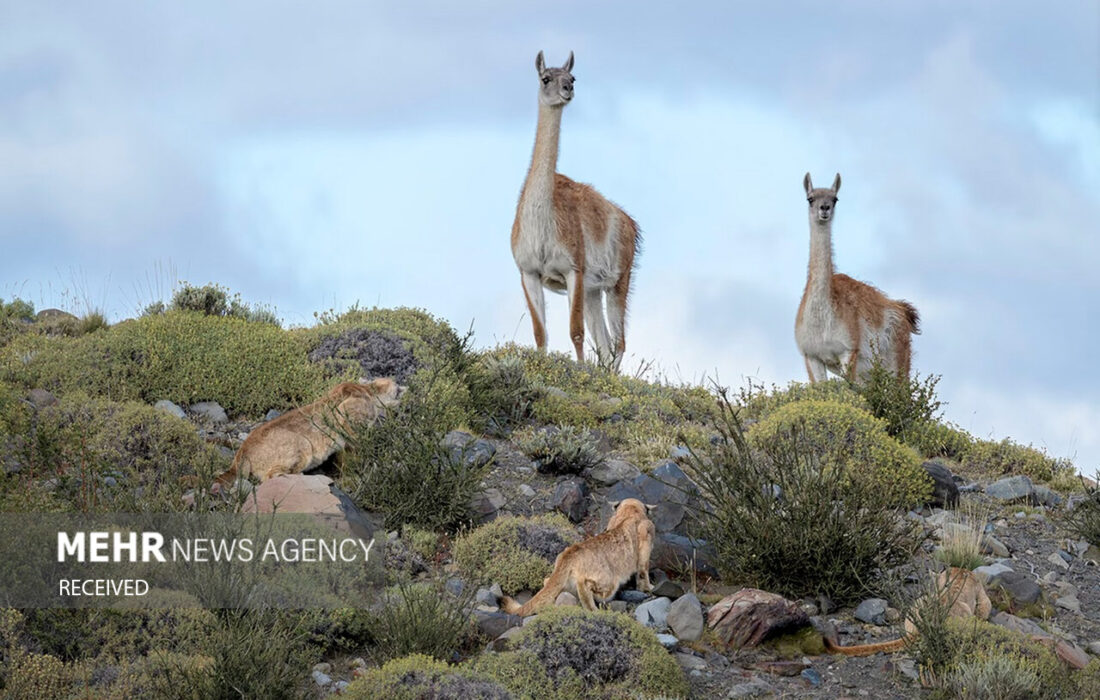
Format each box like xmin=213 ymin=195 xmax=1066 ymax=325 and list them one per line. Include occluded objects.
xmin=804 ymin=172 xmax=841 ymax=223
xmin=536 ymin=50 xmax=575 ymax=108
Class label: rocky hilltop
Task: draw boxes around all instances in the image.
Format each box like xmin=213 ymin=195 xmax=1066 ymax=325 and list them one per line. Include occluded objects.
xmin=1 ymin=287 xmax=1098 ymax=699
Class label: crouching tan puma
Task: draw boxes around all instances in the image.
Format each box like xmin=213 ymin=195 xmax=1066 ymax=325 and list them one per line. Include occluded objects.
xmin=210 ymin=378 xmax=402 ymax=489
xmin=500 ymin=498 xmax=655 ymax=616
xmin=824 ymin=567 xmax=992 ymax=656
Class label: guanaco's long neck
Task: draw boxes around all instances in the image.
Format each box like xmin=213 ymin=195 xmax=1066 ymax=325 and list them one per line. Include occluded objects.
xmin=806 ymin=217 xmax=835 ymax=298
xmin=521 ymin=103 xmax=563 ymax=206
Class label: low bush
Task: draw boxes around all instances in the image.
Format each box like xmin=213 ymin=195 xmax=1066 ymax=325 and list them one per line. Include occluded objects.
xmin=1065 ymin=472 xmax=1100 ymax=546
xmin=467 ymin=350 xmax=542 ymax=436
xmin=515 ymin=425 xmax=604 ymax=476
xmin=470 ymin=606 xmax=689 ymax=699
xmin=737 ymin=377 xmax=869 ymax=421
xmin=747 ymin=399 xmax=932 ymax=508
xmin=856 ymin=362 xmax=943 ymax=442
xmin=963 ymin=438 xmax=1069 ymax=483
xmin=344 ymin=654 xmax=513 ymax=700
xmin=934 ymin=505 xmax=988 ymax=570
xmin=169 ymin=282 xmax=280 ymax=325
xmin=453 ymin=514 xmax=578 ymax=594
xmin=942 ymin=654 xmax=1041 ymax=700
xmin=2 ymin=311 xmax=331 ymax=417
xmin=364 ymin=581 xmax=475 ymax=663
xmin=341 ymin=367 xmax=485 ymax=532
xmin=683 ymin=391 xmax=926 ymax=604
xmin=906 ymin=419 xmax=975 ymax=460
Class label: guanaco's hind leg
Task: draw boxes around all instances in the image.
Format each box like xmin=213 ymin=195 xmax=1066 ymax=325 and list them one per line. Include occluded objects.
xmin=521 ymin=271 xmax=547 ymax=349
xmin=606 ymin=274 xmax=631 ymax=371
xmin=566 ymin=269 xmax=586 ymax=363
xmin=804 ymin=356 xmax=827 ymax=383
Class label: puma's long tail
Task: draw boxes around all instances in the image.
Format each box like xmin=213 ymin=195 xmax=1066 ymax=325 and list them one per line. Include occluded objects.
xmin=500 ymin=568 xmax=569 ymax=617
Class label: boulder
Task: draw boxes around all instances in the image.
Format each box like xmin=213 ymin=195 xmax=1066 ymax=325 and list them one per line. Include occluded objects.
xmin=853 ymin=598 xmax=888 ymax=625
xmin=921 ymin=460 xmax=959 ymax=508
xmin=550 ymin=478 xmax=589 ymax=523
xmin=985 ymin=475 xmax=1036 ymax=504
xmin=241 ymin=474 xmax=381 ymax=542
xmin=989 ymin=571 xmax=1041 ymax=606
xmin=973 ymin=562 xmax=1013 ymax=583
xmin=25 ymin=389 xmax=58 ymax=409
xmin=469 ymin=488 xmax=506 ymax=523
xmin=668 ymin=593 xmax=704 ymax=641
xmin=634 ymin=596 xmax=672 ymax=630
xmin=189 ymin=401 xmax=229 ymax=424
xmin=707 ymin=589 xmax=810 ymax=648
xmin=475 ymin=610 xmax=523 ymax=638
xmin=586 ymin=459 xmax=641 ymax=487
xmin=442 ymin=430 xmax=496 ymax=469
xmin=153 ymin=400 xmax=186 ymax=420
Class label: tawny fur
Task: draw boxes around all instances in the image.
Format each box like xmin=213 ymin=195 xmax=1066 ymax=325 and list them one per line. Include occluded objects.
xmin=823 ymin=567 xmax=991 ymax=656
xmin=213 ymin=379 xmax=401 ymax=487
xmin=795 ymin=172 xmax=920 ymax=384
xmin=500 ymin=498 xmax=655 ymax=616
xmin=511 ymin=50 xmax=640 ymax=371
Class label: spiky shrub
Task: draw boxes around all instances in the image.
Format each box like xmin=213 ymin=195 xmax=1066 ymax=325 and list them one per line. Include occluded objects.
xmin=515 ymin=425 xmax=604 ymax=475
xmin=470 ymin=606 xmax=689 ymax=700
xmin=1065 ymin=472 xmax=1100 ymax=546
xmin=683 ymin=391 xmax=926 ymax=604
xmin=856 ymin=361 xmax=943 ymax=441
xmin=168 ymin=281 xmax=280 ymax=325
xmin=942 ymin=654 xmax=1042 ymax=700
xmin=344 ymin=654 xmax=514 ymax=700
xmin=453 ymin=514 xmax=578 ymax=594
xmin=748 ymin=399 xmax=933 ymax=508
xmin=467 ymin=351 xmax=543 ymax=437
xmin=363 ymin=581 xmax=475 ymax=663
xmin=341 ymin=367 xmax=485 ymax=532
xmin=0 ymin=297 xmax=35 ymax=346
xmin=907 ymin=419 xmax=975 ymax=461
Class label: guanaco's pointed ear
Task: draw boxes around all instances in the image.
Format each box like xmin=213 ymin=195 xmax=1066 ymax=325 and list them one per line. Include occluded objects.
xmin=535 ymin=51 xmax=546 ymax=74
xmin=607 ymin=499 xmax=621 ymax=509
xmin=803 ymin=172 xmax=813 ymax=196
xmin=832 ymin=173 xmax=841 ymax=193
xmin=644 ymin=503 xmax=657 ymax=513
xmin=562 ymin=51 xmax=574 ymax=73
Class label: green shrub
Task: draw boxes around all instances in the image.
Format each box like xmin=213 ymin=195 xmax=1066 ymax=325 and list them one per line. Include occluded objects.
xmin=963 ymin=438 xmax=1067 ymax=483
xmin=364 ymin=581 xmax=475 ymax=663
xmin=3 ymin=311 xmax=331 ymax=417
xmin=20 ymin=607 xmax=214 ymax=663
xmin=907 ymin=419 xmax=975 ymax=460
xmin=934 ymin=504 xmax=989 ymax=570
xmin=341 ymin=366 xmax=485 ymax=532
xmin=344 ymin=654 xmax=514 ymax=700
xmin=683 ymin=391 xmax=926 ymax=604
xmin=481 ymin=344 xmax=716 ymax=468
xmin=402 ymin=525 xmax=442 ymax=561
xmin=471 ymin=606 xmax=689 ymax=699
xmin=169 ymin=282 xmax=280 ymax=325
xmin=467 ymin=351 xmax=543 ymax=436
xmin=1066 ymin=472 xmax=1100 ymax=546
xmin=1 ymin=394 xmax=228 ymax=512
xmin=856 ymin=362 xmax=943 ymax=441
xmin=515 ymin=425 xmax=604 ymax=475
xmin=942 ymin=654 xmax=1041 ymax=700
xmin=748 ymin=399 xmax=932 ymax=508
xmin=737 ymin=377 xmax=870 ymax=420
xmin=453 ymin=514 xmax=578 ymax=594
xmin=0 ymin=297 xmax=35 ymax=346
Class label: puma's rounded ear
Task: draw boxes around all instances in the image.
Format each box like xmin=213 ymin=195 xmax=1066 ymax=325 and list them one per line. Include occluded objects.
xmin=562 ymin=50 xmax=574 ymax=73
xmin=832 ymin=173 xmax=841 ymax=193
xmin=535 ymin=50 xmax=546 ymax=74
xmin=803 ymin=172 xmax=813 ymax=196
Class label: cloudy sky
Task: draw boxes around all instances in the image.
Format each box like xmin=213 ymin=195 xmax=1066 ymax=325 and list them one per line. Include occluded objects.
xmin=2 ymin=2 xmax=1097 ymax=472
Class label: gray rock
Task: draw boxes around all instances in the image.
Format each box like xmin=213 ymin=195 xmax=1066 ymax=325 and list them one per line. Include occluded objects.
xmin=1055 ymin=595 xmax=1081 ymax=614
xmin=264 ymin=409 xmax=282 ymax=421
xmin=470 ymin=488 xmax=506 ymax=522
xmin=921 ymin=460 xmax=959 ymax=508
xmin=518 ymin=484 xmax=536 ymax=498
xmin=854 ymin=598 xmax=888 ymax=625
xmin=490 ymin=625 xmax=524 ymax=651
xmin=727 ymin=679 xmax=773 ymax=698
xmin=800 ymin=668 xmax=822 ymax=686
xmin=475 ymin=610 xmax=523 ymax=638
xmin=313 ymin=662 xmax=332 ymax=674
xmin=674 ymin=651 xmax=708 ymax=672
xmin=669 ymin=445 xmax=692 ymax=461
xmin=1047 ymin=551 xmax=1070 ymax=571
xmin=990 ymin=610 xmax=1046 ymax=637
xmin=442 ymin=430 xmax=497 ymax=469
xmin=655 ymin=633 xmax=679 ymax=649
xmin=668 ymin=593 xmax=704 ymax=641
xmin=189 ymin=401 xmax=228 ymax=424
xmin=1032 ymin=485 xmax=1063 ymax=507
xmin=983 ymin=535 xmax=1010 ymax=558
xmin=990 ymin=571 xmax=1041 ymax=605
xmin=476 ymin=587 xmax=498 ymax=607
xmin=618 ymin=589 xmax=650 ymax=604
xmin=1086 ymin=641 xmax=1100 ymax=655
xmin=332 ymin=680 xmax=350 ymax=693
xmin=550 ymin=478 xmax=590 ymax=523
xmin=635 ymin=596 xmax=672 ymax=630
xmin=445 ymin=578 xmax=464 ymax=596
xmin=985 ymin=475 xmax=1036 ymax=503
xmin=154 ymin=400 xmax=186 ymax=420
xmin=311 ymin=670 xmax=332 ymax=687
xmin=973 ymin=562 xmax=1013 ymax=583
xmin=554 ymin=591 xmax=579 ymax=606
xmin=651 ymin=578 xmax=684 ymax=599
xmin=609 ymin=600 xmax=629 ymax=613
xmin=586 ymin=458 xmax=641 ymax=486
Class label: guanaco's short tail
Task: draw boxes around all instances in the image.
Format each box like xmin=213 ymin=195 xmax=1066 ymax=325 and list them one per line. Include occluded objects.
xmin=500 ymin=569 xmax=567 ymax=617
xmin=900 ymin=301 xmax=921 ymax=335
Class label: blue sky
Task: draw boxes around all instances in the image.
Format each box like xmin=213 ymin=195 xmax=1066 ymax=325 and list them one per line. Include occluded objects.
xmin=2 ymin=2 xmax=1098 ymax=472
